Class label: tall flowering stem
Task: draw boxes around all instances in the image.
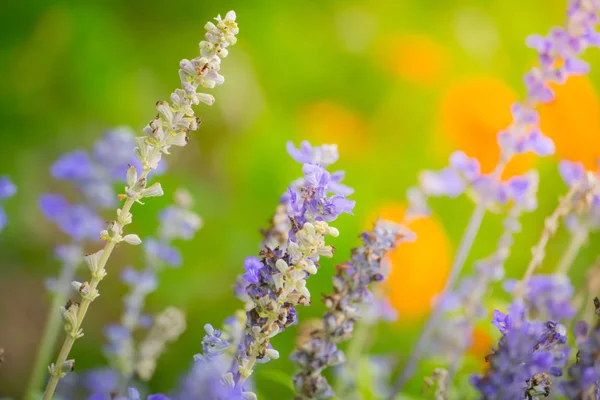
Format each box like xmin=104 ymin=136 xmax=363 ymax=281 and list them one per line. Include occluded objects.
xmin=232 ymin=163 xmax=355 ymax=390
xmin=433 ymin=172 xmax=540 ymax=382
xmin=42 ymin=11 xmax=239 ymax=400
xmin=393 ymin=0 xmax=600 ymax=393
xmin=290 ymin=220 xmax=413 ymax=399
xmin=104 ymin=190 xmax=201 ymax=390
xmin=28 ymin=128 xmax=139 ymax=400
xmin=513 ymin=179 xmax=588 ymax=301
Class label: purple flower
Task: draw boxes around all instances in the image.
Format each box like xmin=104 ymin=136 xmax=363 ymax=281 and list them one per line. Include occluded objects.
xmin=561 ymin=298 xmax=600 ymax=398
xmin=503 ymin=275 xmax=575 ymax=321
xmin=51 ymin=150 xmax=94 ymax=181
xmin=144 ymin=238 xmax=183 ymax=267
xmin=158 ymin=206 xmax=202 ymax=241
xmin=419 ymin=168 xmax=465 ymax=198
xmin=287 ymin=140 xmax=339 ymax=167
xmin=242 ymin=257 xmax=263 ymax=285
xmin=291 ymin=220 xmax=412 ymax=398
xmin=0 ymin=176 xmax=16 ymax=199
xmin=525 ymin=130 xmax=555 ymax=156
xmin=39 ymin=194 xmax=103 ymax=241
xmin=472 ymin=302 xmax=568 ymax=399
xmin=449 ymin=151 xmax=480 ymax=181
xmin=559 ymin=159 xmax=585 ymax=186
xmin=82 ymin=368 xmax=119 ymax=394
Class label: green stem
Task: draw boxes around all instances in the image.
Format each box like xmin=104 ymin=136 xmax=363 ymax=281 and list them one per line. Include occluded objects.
xmin=43 ymin=168 xmax=151 ymax=400
xmin=556 ymin=229 xmax=588 ymax=276
xmin=25 ymin=284 xmax=68 ymax=399
xmin=514 ymin=183 xmax=579 ymax=301
xmin=26 ymin=256 xmax=80 ymax=399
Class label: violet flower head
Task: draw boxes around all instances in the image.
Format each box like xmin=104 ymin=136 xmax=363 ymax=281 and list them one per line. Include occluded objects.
xmin=0 ymin=176 xmax=16 ymax=231
xmin=39 ymin=194 xmax=104 ymax=242
xmin=557 ymin=160 xmax=600 ymax=234
xmin=503 ymin=274 xmax=575 ymax=321
xmin=471 ymin=302 xmax=568 ymax=399
xmin=561 ymin=298 xmax=600 ymax=398
xmin=223 ymin=141 xmax=355 ymax=392
xmin=291 ymin=220 xmax=413 ymax=399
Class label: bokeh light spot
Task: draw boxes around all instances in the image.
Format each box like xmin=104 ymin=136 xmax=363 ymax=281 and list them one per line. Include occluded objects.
xmin=438 ymin=76 xmax=534 ymax=178
xmin=379 ymin=33 xmax=447 ymax=86
xmin=539 ymin=75 xmax=600 ymax=169
xmin=297 ymin=101 xmax=369 ymax=158
xmin=367 ymin=204 xmax=452 ymax=320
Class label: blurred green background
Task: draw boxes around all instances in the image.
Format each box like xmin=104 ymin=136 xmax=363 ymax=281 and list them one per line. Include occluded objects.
xmin=2 ymin=0 xmax=600 ymax=398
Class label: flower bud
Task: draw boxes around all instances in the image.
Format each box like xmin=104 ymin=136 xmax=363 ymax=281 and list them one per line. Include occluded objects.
xmin=123 ymin=234 xmax=142 ymax=246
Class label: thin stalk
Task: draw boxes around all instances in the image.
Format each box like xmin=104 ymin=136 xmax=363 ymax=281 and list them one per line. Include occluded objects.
xmin=389 ymin=201 xmax=486 ymax=397
xmin=513 ymin=184 xmax=579 ymax=301
xmin=25 ymin=261 xmax=76 ymax=400
xmin=43 ymin=168 xmax=151 ymax=400
xmin=556 ymin=229 xmax=588 ymax=276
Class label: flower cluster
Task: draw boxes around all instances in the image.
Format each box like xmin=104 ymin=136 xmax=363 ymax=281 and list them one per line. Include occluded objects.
xmin=558 ymin=160 xmax=600 ymax=234
xmin=472 ymin=302 xmax=568 ymax=399
xmin=233 ymin=162 xmax=355 ymax=384
xmin=561 ymin=298 xmax=600 ymax=398
xmin=503 ymin=275 xmax=575 ymax=321
xmin=41 ymin=11 xmax=239 ymax=400
xmin=290 ymin=220 xmax=413 ymax=399
xmin=430 ymin=172 xmax=539 ymax=367
xmin=0 ymin=176 xmax=16 ymax=231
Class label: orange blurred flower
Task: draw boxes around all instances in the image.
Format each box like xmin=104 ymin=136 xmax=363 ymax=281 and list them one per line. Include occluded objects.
xmin=468 ymin=326 xmax=494 ymax=368
xmin=438 ymin=76 xmax=534 ymax=178
xmin=538 ymin=75 xmax=600 ymax=169
xmin=379 ymin=33 xmax=447 ymax=86
xmin=296 ymin=101 xmax=368 ymax=158
xmin=367 ymin=204 xmax=452 ymax=319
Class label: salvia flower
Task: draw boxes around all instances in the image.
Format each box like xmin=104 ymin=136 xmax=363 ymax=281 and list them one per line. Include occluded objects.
xmin=43 ymin=11 xmax=239 ymax=398
xmin=558 ymin=159 xmax=600 ymax=234
xmin=433 ymin=172 xmax=540 ymax=369
xmin=290 ymin=220 xmax=414 ymax=399
xmin=503 ymin=274 xmax=575 ymax=321
xmin=561 ymin=297 xmax=600 ymax=398
xmin=205 ymin=141 xmax=355 ymax=396
xmin=471 ymin=302 xmax=568 ymax=399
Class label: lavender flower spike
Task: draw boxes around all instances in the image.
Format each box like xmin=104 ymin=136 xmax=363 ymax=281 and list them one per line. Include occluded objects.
xmin=290 ymin=219 xmax=414 ymax=399
xmin=471 ymin=302 xmax=568 ymax=399
xmin=42 ymin=11 xmax=239 ymax=400
xmin=561 ymin=297 xmax=600 ymax=398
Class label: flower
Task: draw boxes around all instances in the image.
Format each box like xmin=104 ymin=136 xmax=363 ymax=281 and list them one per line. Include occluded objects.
xmin=471 ymin=302 xmax=568 ymax=399
xmin=291 ymin=219 xmax=413 ymax=398
xmin=503 ymin=275 xmax=575 ymax=321
xmin=39 ymin=194 xmax=104 ymax=242
xmin=561 ymin=298 xmax=600 ymax=398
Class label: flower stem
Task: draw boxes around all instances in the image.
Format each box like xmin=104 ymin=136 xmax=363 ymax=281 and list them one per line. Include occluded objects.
xmin=389 ymin=201 xmax=487 ymax=397
xmin=513 ymin=183 xmax=579 ymax=301
xmin=556 ymin=229 xmax=588 ymax=276
xmin=25 ymin=262 xmax=75 ymax=400
xmin=42 ymin=169 xmax=150 ymax=400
